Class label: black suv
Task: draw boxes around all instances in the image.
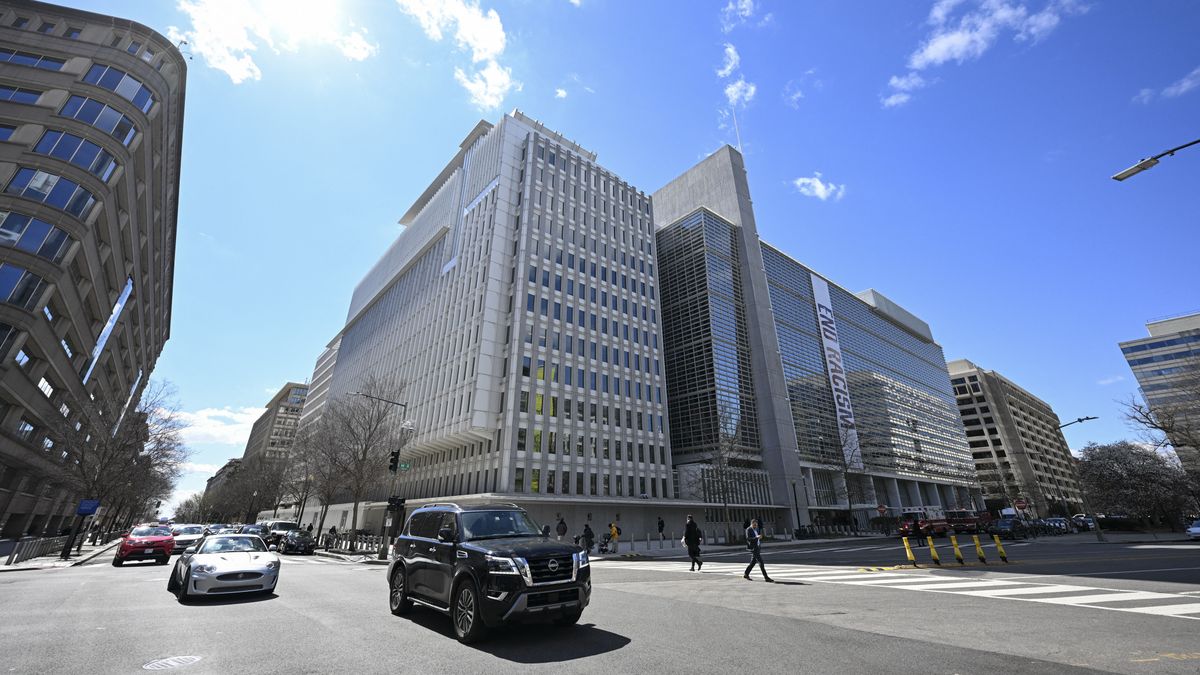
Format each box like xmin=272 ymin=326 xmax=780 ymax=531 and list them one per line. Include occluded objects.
xmin=386 ymin=503 xmax=590 ymax=643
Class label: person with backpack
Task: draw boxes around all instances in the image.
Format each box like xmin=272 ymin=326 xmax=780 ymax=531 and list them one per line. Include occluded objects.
xmin=743 ymin=518 xmax=773 ymax=582
xmin=608 ymin=522 xmax=620 ymax=553
xmin=555 ymin=518 xmax=568 ymax=541
xmin=582 ymin=523 xmax=595 ymax=553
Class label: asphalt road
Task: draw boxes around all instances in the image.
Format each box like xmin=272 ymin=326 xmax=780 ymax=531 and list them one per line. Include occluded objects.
xmin=0 ymin=536 xmax=1196 ymax=674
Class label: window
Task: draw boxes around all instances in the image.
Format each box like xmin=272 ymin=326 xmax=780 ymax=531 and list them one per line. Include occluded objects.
xmin=37 ymin=22 xmax=55 ymax=34
xmin=37 ymin=377 xmax=54 ymax=398
xmin=5 ymin=168 xmax=97 ymax=218
xmin=0 ymin=263 xmax=46 ymax=311
xmin=514 ymin=467 xmax=525 ymax=492
xmin=81 ymin=277 xmax=132 ymax=383
xmin=34 ymin=130 xmax=119 ymax=180
xmin=126 ymin=40 xmax=142 ymax=55
xmin=59 ymin=96 xmax=138 ymax=146
xmin=66 ymin=27 xmax=81 ymax=39
xmin=12 ymin=17 xmax=29 ymax=28
xmin=17 ymin=419 xmax=34 ymax=440
xmin=15 ymin=349 xmax=30 ymax=367
xmin=0 ymin=124 xmax=14 ymax=142
xmin=82 ymin=64 xmax=155 ymax=113
xmin=0 ymin=48 xmax=65 ymax=70
xmin=0 ymin=85 xmax=41 ymax=104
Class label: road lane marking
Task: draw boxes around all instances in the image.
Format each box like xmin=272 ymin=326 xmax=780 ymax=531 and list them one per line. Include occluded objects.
xmin=960 ymin=584 xmax=1097 ymax=597
xmin=897 ymin=580 xmax=1028 ymax=591
xmin=1118 ymin=603 xmax=1200 ymax=616
xmin=1033 ymin=592 xmax=1175 ymax=605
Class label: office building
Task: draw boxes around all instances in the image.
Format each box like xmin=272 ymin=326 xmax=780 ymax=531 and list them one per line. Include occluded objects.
xmin=0 ymin=1 xmax=185 ymax=537
xmin=306 ymin=111 xmax=673 ymax=534
xmin=242 ymin=382 xmax=308 ymax=464
xmin=1119 ymin=311 xmax=1200 ymax=473
xmin=654 ymin=146 xmax=979 ymax=531
xmin=946 ymin=359 xmax=1083 ymax=516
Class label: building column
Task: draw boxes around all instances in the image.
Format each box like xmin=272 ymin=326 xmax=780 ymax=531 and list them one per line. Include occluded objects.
xmin=886 ymin=478 xmax=904 ymax=510
xmin=0 ymin=468 xmax=28 ymax=534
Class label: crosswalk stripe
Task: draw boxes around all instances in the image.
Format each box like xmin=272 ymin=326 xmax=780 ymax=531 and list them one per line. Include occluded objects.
xmin=1033 ymin=592 xmax=1172 ymax=605
xmin=896 ymin=580 xmax=1027 ymax=591
xmin=1119 ymin=603 xmax=1200 ymax=616
xmin=960 ymin=584 xmax=1097 ymax=597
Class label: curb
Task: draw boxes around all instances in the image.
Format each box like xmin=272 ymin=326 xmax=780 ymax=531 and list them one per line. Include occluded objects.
xmin=0 ymin=565 xmax=44 ymax=573
xmin=71 ymin=538 xmax=121 ymax=566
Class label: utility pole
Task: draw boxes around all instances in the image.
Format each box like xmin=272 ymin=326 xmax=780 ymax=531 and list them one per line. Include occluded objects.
xmin=350 ymin=392 xmax=414 ymax=559
xmin=1059 ymin=416 xmax=1105 ymax=542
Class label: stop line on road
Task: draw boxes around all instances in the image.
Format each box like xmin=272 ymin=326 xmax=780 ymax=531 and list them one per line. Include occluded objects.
xmin=592 ymin=559 xmax=1200 ymax=621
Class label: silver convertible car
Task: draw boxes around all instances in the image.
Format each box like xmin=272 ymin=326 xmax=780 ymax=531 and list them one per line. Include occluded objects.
xmin=167 ymin=534 xmax=280 ymax=602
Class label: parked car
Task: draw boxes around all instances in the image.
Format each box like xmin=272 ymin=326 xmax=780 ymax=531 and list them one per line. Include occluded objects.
xmin=239 ymin=524 xmax=269 ymax=540
xmin=1045 ymin=517 xmax=1077 ymax=534
xmin=171 ymin=524 xmax=206 ymax=553
xmin=259 ymin=520 xmax=300 ymax=547
xmin=387 ymin=503 xmax=590 ymax=643
xmin=1186 ymin=520 xmax=1200 ymax=541
xmin=204 ymin=523 xmax=235 ymax=535
xmin=167 ymin=534 xmax=280 ymax=602
xmin=990 ymin=518 xmax=1027 ymax=540
xmin=278 ymin=530 xmax=316 ymax=555
xmin=113 ymin=525 xmax=174 ymax=566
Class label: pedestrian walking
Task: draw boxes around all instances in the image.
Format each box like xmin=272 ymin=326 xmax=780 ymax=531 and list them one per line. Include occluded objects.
xmin=608 ymin=522 xmax=620 ymax=553
xmin=657 ymin=516 xmax=665 ymax=541
xmin=555 ymin=518 xmax=568 ymax=541
xmin=743 ymin=518 xmax=773 ymax=582
xmin=327 ymin=525 xmax=337 ymax=550
xmin=683 ymin=515 xmax=704 ymax=571
xmin=582 ymin=524 xmax=595 ymax=553
xmin=306 ymin=523 xmax=313 ymax=533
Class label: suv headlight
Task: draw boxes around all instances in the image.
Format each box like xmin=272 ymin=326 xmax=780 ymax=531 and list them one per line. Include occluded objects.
xmin=486 ymin=554 xmax=519 ymax=575
xmin=576 ymin=550 xmax=589 ymax=568
xmin=192 ymin=564 xmax=217 ymax=574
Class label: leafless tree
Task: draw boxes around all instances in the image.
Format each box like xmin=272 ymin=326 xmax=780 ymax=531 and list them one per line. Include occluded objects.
xmin=1076 ymin=441 xmax=1195 ymax=528
xmin=1122 ymin=359 xmax=1200 ymax=499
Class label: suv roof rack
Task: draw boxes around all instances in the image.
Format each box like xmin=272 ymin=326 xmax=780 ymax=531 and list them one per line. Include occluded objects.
xmin=422 ymin=502 xmax=461 ymax=510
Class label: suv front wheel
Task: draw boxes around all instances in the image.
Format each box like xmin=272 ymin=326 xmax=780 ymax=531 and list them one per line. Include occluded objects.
xmin=389 ymin=566 xmax=411 ymax=616
xmin=452 ymin=578 xmax=486 ymax=644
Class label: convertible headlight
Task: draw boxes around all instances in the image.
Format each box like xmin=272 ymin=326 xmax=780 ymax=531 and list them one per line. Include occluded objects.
xmin=575 ymin=550 xmax=589 ymax=568
xmin=485 ymin=554 xmax=519 ymax=575
xmin=192 ymin=564 xmax=217 ymax=574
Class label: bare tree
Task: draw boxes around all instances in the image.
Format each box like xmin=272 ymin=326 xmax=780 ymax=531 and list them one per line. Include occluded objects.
xmin=1076 ymin=441 xmax=1195 ymax=528
xmin=1123 ymin=360 xmax=1200 ymax=498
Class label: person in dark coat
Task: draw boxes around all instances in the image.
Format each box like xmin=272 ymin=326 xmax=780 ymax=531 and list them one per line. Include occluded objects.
xmin=582 ymin=524 xmax=595 ymax=552
xmin=743 ymin=518 xmax=773 ymax=582
xmin=683 ymin=515 xmax=704 ymax=571
xmin=555 ymin=518 xmax=568 ymax=541
xmin=657 ymin=516 xmax=665 ymax=540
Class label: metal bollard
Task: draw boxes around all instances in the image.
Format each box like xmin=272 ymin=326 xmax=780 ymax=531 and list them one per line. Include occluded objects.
xmin=972 ymin=534 xmax=987 ymax=564
xmin=992 ymin=535 xmax=1009 ymax=563
xmin=948 ymin=535 xmax=965 ymax=565
xmin=902 ymin=537 xmax=918 ymax=566
xmin=926 ymin=536 xmax=941 ymax=565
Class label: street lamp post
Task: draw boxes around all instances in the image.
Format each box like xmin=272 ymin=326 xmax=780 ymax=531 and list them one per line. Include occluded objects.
xmin=349 ymin=392 xmax=413 ymax=559
xmin=1058 ymin=416 xmax=1105 ymax=542
xmin=1111 ymin=138 xmax=1200 ymax=181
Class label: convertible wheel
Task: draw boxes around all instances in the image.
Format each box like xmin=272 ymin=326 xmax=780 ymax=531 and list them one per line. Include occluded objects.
xmin=389 ymin=566 xmax=411 ymax=616
xmin=177 ymin=569 xmax=193 ymax=604
xmin=452 ymin=578 xmax=486 ymax=644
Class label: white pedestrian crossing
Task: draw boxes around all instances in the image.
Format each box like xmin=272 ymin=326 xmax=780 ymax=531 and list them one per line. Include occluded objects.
xmin=592 ymin=559 xmax=1200 ymax=621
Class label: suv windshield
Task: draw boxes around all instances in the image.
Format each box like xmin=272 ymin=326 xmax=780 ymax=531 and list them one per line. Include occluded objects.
xmin=288 ymin=530 xmax=312 ymax=539
xmin=271 ymin=522 xmax=298 ymax=531
xmin=460 ymin=510 xmax=543 ymax=541
xmin=131 ymin=526 xmax=170 ymax=537
xmin=199 ymin=537 xmax=267 ymax=554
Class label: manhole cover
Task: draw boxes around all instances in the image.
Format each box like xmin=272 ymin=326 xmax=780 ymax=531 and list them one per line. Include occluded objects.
xmin=142 ymin=656 xmax=202 ymax=670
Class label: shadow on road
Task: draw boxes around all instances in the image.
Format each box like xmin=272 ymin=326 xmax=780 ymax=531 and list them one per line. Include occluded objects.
xmin=166 ymin=590 xmax=279 ymax=606
xmin=402 ymin=609 xmax=631 ymax=662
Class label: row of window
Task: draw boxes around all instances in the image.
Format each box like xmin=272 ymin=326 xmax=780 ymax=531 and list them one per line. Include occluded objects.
xmin=9 ymin=15 xmax=81 ymax=39
xmin=0 ymin=263 xmax=46 ymax=312
xmin=524 ymin=293 xmax=657 ymax=349
xmin=82 ymin=64 xmax=155 ymax=114
xmin=513 ymin=466 xmax=667 ymax=498
xmin=520 ymin=354 xmax=663 ymax=407
xmin=1121 ymin=332 xmax=1200 ymax=354
xmin=518 ymin=391 xmax=659 ymax=432
xmin=0 ymin=85 xmax=41 ymax=105
xmin=5 ymin=168 xmax=96 ymax=219
xmin=0 ymin=211 xmax=72 ymax=263
xmin=1126 ymin=347 xmax=1200 ymax=367
xmin=522 ymin=331 xmax=659 ymax=374
xmin=34 ymin=130 xmax=119 ymax=181
xmin=60 ymin=95 xmax=138 ymax=146
xmin=0 ymin=47 xmax=65 ymax=71
xmin=516 ymin=426 xmax=667 ymax=464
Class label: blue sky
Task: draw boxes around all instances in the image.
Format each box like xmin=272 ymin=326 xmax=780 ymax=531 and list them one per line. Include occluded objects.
xmin=59 ymin=1 xmax=1199 ymax=513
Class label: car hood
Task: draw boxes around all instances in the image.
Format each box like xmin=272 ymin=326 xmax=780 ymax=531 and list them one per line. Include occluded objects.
xmin=192 ymin=552 xmax=278 ymax=568
xmin=461 ymin=536 xmax=581 ymax=558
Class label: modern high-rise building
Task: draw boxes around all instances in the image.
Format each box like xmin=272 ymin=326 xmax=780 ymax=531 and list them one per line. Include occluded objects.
xmin=654 ymin=146 xmax=978 ymax=531
xmin=297 ymin=336 xmax=338 ymax=432
xmin=0 ymin=1 xmax=185 ymax=538
xmin=1119 ymin=311 xmax=1200 ymax=473
xmin=946 ymin=359 xmax=1083 ymax=517
xmin=242 ymin=382 xmax=308 ymax=464
xmin=310 ymin=111 xmax=672 ymax=533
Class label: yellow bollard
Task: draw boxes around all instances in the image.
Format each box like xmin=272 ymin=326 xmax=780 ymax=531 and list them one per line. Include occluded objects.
xmin=992 ymin=534 xmax=1009 ymax=563
xmin=949 ymin=535 xmax=965 ymax=565
xmin=927 ymin=536 xmax=941 ymax=565
xmin=902 ymin=537 xmax=918 ymax=566
xmin=972 ymin=534 xmax=987 ymax=564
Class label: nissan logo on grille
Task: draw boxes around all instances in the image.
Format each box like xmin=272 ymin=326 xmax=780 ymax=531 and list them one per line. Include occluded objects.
xmin=547 ymin=559 xmax=559 ymax=572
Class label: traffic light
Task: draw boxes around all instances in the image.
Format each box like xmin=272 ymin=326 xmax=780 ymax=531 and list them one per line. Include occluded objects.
xmin=387 ymin=497 xmax=405 ymax=512
xmin=388 ymin=449 xmax=400 ymax=473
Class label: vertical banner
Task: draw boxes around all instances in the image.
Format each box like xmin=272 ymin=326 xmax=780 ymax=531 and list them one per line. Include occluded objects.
xmin=811 ymin=274 xmax=865 ymax=471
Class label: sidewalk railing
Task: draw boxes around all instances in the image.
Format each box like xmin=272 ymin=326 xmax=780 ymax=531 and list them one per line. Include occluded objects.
xmin=4 ymin=535 xmax=68 ymax=566
xmin=320 ymin=533 xmax=392 ymax=553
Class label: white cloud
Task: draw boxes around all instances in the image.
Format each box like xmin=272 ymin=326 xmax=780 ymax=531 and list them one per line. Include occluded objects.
xmin=884 ymin=0 xmax=1084 ymax=107
xmin=176 ymin=406 xmax=265 ymax=446
xmin=1163 ymin=65 xmax=1200 ymax=98
xmin=166 ymin=0 xmax=377 ymax=84
xmin=395 ymin=0 xmax=518 ymax=110
xmin=724 ymin=77 xmax=757 ymax=107
xmin=782 ymin=69 xmax=820 ymax=109
xmin=716 ymin=43 xmax=740 ymax=78
xmin=1096 ymin=375 xmax=1125 ymax=386
xmin=554 ymin=88 xmax=568 ymax=99
xmin=793 ymin=172 xmax=846 ymax=201
xmin=568 ymin=0 xmax=581 ymax=5
xmin=721 ymin=0 xmax=755 ymax=32
xmin=1132 ymin=88 xmax=1155 ymax=104
xmin=182 ymin=462 xmax=222 ymax=475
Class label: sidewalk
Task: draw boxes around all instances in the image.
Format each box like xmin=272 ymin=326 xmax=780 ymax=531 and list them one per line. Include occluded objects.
xmin=1055 ymin=531 xmax=1195 ymax=545
xmin=592 ymin=534 xmax=889 ymax=560
xmin=0 ymin=536 xmax=122 ymax=572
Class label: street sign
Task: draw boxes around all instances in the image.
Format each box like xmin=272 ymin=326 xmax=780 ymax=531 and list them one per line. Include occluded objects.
xmin=1014 ymin=498 xmax=1028 ymax=510
xmin=76 ymin=499 xmax=100 ymax=516
xmin=876 ymin=504 xmax=888 ymax=515
xmin=398 ymin=462 xmax=411 ymax=472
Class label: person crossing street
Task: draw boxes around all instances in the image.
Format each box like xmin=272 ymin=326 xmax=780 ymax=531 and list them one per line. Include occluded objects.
xmin=743 ymin=518 xmax=773 ymax=582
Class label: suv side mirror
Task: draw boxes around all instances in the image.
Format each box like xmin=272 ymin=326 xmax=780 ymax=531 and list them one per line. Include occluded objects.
xmin=184 ymin=546 xmax=197 ymax=554
xmin=437 ymin=527 xmax=455 ymax=543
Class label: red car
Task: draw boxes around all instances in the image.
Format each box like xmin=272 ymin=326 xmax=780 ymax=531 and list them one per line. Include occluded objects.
xmin=113 ymin=525 xmax=175 ymax=566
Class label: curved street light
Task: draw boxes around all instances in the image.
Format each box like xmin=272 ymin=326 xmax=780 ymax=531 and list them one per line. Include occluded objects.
xmin=1112 ymin=138 xmax=1200 ymax=181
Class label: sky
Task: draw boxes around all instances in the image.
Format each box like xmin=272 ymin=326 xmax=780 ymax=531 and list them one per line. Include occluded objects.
xmin=56 ymin=0 xmax=1199 ymax=515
